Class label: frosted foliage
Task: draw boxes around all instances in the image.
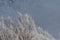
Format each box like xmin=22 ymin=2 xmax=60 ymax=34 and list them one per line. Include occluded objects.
xmin=0 ymin=13 xmax=56 ymax=40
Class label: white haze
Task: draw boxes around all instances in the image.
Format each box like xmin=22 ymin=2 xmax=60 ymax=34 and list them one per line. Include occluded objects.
xmin=0 ymin=12 xmax=56 ymax=40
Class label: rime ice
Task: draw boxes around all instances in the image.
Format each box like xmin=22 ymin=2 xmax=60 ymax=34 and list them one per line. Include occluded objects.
xmin=0 ymin=13 xmax=56 ymax=40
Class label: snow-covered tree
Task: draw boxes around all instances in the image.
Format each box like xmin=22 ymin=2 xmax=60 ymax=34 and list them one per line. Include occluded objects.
xmin=0 ymin=12 xmax=56 ymax=40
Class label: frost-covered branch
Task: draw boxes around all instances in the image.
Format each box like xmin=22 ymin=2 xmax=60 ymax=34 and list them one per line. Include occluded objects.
xmin=0 ymin=12 xmax=56 ymax=40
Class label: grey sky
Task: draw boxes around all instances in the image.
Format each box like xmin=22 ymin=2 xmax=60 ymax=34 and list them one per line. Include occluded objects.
xmin=0 ymin=0 xmax=60 ymax=39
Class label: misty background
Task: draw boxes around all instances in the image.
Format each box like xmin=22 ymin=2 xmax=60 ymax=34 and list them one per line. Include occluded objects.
xmin=0 ymin=0 xmax=60 ymax=39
